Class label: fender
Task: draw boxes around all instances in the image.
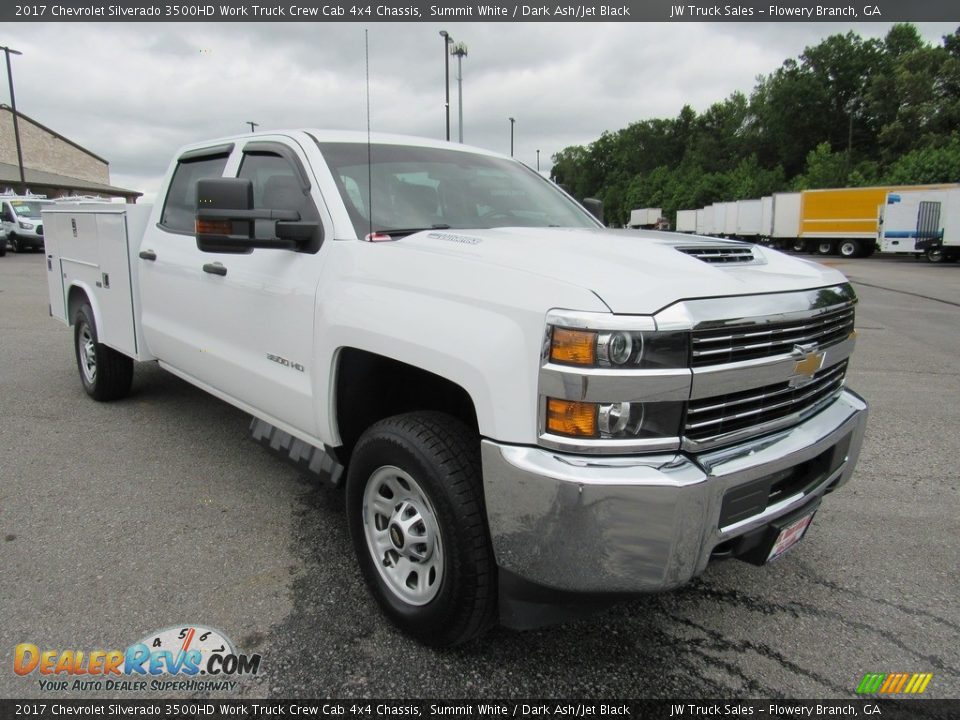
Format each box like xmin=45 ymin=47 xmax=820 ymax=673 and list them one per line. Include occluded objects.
xmin=66 ymin=280 xmax=103 ymax=333
xmin=314 ymin=242 xmax=608 ymax=447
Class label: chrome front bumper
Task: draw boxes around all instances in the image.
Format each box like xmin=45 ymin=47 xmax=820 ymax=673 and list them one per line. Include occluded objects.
xmin=482 ymin=389 xmax=867 ymax=595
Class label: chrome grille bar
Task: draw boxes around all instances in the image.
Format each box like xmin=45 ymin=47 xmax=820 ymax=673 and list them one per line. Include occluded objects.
xmin=691 ymin=305 xmax=854 ymax=366
xmin=684 ymin=361 xmax=848 ymax=441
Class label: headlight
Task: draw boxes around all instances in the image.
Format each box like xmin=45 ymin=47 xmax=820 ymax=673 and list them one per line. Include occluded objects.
xmin=19 ymin=221 xmax=35 ymax=230
xmin=546 ymin=398 xmax=684 ymax=440
xmin=549 ymin=326 xmax=688 ymax=369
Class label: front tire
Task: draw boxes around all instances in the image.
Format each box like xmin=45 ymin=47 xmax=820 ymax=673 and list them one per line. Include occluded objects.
xmin=73 ymin=303 xmax=134 ymax=401
xmin=346 ymin=412 xmax=497 ymax=646
xmin=927 ymin=247 xmax=945 ymax=263
xmin=9 ymin=234 xmax=20 ymax=253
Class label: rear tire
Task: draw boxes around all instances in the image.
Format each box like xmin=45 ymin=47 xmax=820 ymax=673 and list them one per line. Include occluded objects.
xmin=73 ymin=303 xmax=134 ymax=401
xmin=839 ymin=240 xmax=861 ymax=258
xmin=816 ymin=241 xmax=835 ymax=256
xmin=790 ymin=239 xmax=807 ymax=253
xmin=345 ymin=411 xmax=497 ymax=646
xmin=0 ymin=239 xmax=5 ymax=257
xmin=927 ymin=247 xmax=945 ymax=264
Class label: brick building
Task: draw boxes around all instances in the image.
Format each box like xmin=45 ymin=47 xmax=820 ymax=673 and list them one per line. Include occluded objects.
xmin=0 ymin=104 xmax=140 ymax=202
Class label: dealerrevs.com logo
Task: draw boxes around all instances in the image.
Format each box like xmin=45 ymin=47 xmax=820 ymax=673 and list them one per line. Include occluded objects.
xmin=14 ymin=625 xmax=261 ymax=693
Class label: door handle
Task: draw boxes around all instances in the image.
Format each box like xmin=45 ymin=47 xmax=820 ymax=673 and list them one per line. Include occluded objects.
xmin=139 ymin=250 xmax=157 ymax=261
xmin=203 ymin=263 xmax=227 ymax=277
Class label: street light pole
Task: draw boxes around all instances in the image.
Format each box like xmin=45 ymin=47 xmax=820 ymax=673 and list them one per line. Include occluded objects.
xmin=536 ymin=149 xmax=540 ymax=172
xmin=439 ymin=31 xmax=453 ymax=141
xmin=509 ymin=117 xmax=515 ymax=157
xmin=1 ymin=45 xmax=25 ymax=187
xmin=451 ymin=42 xmax=467 ymax=143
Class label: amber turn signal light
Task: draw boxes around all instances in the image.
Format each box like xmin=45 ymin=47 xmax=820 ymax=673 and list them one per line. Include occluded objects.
xmin=196 ymin=219 xmax=232 ymax=235
xmin=546 ymin=398 xmax=598 ymax=438
xmin=550 ymin=328 xmax=597 ymax=366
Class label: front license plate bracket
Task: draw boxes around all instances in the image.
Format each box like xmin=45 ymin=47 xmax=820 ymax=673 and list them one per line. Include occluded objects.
xmin=733 ymin=497 xmax=822 ymax=566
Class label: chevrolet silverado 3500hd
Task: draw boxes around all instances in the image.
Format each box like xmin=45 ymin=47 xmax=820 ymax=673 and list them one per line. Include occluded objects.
xmin=43 ymin=131 xmax=868 ymax=645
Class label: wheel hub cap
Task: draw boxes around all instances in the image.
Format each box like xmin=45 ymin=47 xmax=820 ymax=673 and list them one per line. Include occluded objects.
xmin=362 ymin=466 xmax=443 ymax=606
xmin=79 ymin=326 xmax=97 ymax=383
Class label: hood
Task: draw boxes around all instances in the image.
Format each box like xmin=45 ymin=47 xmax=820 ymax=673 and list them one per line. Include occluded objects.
xmin=391 ymin=227 xmax=848 ymax=314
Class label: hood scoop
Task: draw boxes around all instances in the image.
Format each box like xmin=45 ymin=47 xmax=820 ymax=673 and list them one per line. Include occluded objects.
xmin=676 ymin=245 xmax=759 ymax=264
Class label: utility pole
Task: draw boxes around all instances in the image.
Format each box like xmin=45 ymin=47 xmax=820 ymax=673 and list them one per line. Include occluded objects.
xmin=536 ymin=149 xmax=540 ymax=172
xmin=1 ymin=45 xmax=25 ymax=187
xmin=509 ymin=117 xmax=515 ymax=157
xmin=246 ymin=121 xmax=259 ymax=133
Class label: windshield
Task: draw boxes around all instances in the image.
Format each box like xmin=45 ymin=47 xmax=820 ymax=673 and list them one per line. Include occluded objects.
xmin=313 ymin=141 xmax=599 ymax=237
xmin=10 ymin=201 xmax=51 ymax=219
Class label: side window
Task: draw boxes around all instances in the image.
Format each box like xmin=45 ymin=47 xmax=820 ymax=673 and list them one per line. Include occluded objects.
xmin=160 ymin=154 xmax=229 ymax=233
xmin=238 ymin=152 xmax=320 ymax=240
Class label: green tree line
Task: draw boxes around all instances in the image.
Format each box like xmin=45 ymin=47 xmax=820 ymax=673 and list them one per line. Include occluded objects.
xmin=551 ymin=24 xmax=960 ymax=227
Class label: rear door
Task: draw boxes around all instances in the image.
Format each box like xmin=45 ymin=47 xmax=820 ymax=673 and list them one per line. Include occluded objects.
xmin=139 ymin=143 xmax=233 ymax=374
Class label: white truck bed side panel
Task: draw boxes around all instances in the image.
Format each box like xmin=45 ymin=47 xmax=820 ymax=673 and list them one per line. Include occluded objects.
xmin=42 ymin=213 xmax=69 ymax=323
xmin=42 ymin=205 xmax=154 ymax=361
xmin=772 ymin=193 xmax=801 ymax=239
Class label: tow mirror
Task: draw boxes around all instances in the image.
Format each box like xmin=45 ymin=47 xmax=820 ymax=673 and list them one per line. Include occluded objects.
xmin=195 ymin=178 xmax=319 ymax=254
xmin=583 ymin=197 xmax=604 ymax=225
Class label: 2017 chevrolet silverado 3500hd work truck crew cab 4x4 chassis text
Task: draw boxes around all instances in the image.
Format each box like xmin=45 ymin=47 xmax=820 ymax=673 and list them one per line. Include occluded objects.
xmin=43 ymin=131 xmax=867 ymax=645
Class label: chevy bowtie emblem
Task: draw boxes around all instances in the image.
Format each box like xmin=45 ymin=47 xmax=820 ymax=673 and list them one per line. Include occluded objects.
xmin=790 ymin=343 xmax=825 ymax=387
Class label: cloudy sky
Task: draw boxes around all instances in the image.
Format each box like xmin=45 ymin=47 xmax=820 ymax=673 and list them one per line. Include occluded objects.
xmin=4 ymin=21 xmax=957 ymax=201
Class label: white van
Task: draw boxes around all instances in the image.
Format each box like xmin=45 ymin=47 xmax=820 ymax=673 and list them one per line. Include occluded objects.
xmin=1 ymin=197 xmax=53 ymax=253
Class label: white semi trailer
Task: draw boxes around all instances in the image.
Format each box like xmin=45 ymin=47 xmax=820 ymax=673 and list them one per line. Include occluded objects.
xmin=676 ymin=209 xmax=697 ymax=233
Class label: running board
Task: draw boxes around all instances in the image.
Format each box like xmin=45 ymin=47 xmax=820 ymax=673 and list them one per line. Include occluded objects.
xmin=249 ymin=418 xmax=344 ymax=486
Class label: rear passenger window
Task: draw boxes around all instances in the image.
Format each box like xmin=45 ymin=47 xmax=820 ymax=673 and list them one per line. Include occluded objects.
xmin=160 ymin=154 xmax=229 ymax=233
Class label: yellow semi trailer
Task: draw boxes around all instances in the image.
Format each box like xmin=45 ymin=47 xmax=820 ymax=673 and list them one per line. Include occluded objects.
xmin=797 ymin=184 xmax=958 ymax=257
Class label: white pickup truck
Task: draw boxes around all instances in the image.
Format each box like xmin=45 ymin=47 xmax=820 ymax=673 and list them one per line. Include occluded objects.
xmin=43 ymin=130 xmax=868 ymax=645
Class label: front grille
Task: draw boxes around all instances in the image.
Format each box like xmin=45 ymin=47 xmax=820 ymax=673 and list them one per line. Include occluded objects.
xmin=685 ymin=360 xmax=848 ymax=443
xmin=691 ymin=304 xmax=855 ymax=367
xmin=677 ymin=246 xmax=755 ymax=263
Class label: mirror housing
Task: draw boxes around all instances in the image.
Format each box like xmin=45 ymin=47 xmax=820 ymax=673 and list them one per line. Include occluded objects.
xmin=582 ymin=197 xmax=604 ymax=225
xmin=195 ymin=178 xmax=320 ymax=253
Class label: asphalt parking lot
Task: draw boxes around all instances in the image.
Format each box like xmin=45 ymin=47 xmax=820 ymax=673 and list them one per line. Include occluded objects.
xmin=1 ymin=248 xmax=958 ymax=700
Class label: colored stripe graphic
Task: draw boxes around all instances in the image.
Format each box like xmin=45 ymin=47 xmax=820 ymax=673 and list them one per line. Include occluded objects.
xmin=857 ymin=673 xmax=932 ymax=694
